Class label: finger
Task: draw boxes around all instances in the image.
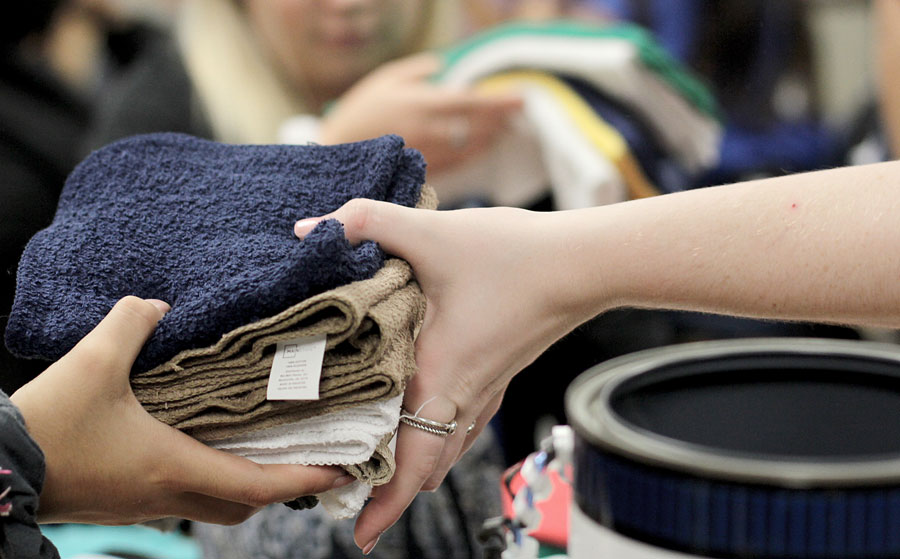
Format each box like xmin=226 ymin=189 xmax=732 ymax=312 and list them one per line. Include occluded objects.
xmin=73 ymin=296 xmax=169 ymax=373
xmin=165 ymin=492 xmax=259 ymax=526
xmin=166 ymin=429 xmax=348 ymax=506
xmin=458 ymin=390 xmax=505 ymax=459
xmin=354 ymin=389 xmax=456 ymax=547
xmin=421 ymin=395 xmax=490 ymax=490
xmin=294 ymin=199 xmax=434 ymax=262
xmin=430 ymin=89 xmax=524 ymax=114
xmin=382 ymin=52 xmax=441 ymax=81
xmin=353 ymin=422 xmax=449 ymax=550
xmin=420 ymin=426 xmax=469 ymax=492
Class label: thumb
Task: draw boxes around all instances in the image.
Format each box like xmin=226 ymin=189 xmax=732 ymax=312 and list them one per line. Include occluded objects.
xmin=72 ymin=296 xmax=170 ymax=373
xmin=294 ymin=199 xmax=429 ymax=262
xmin=385 ymin=51 xmax=441 ymax=81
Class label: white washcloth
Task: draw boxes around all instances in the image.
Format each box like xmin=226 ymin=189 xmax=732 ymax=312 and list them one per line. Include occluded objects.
xmin=211 ymin=395 xmax=401 ymax=464
xmin=212 ymin=395 xmax=401 ymax=519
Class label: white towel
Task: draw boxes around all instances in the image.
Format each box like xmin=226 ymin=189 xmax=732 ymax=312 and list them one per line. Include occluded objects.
xmin=211 ymin=395 xmax=401 ymax=518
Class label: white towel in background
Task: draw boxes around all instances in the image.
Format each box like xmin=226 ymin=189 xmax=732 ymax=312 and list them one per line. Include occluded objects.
xmin=438 ymin=31 xmax=721 ymax=172
xmin=432 ymin=73 xmax=628 ymax=211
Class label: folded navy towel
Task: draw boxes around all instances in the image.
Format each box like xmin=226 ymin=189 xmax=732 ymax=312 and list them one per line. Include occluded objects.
xmin=5 ymin=132 xmax=425 ymax=372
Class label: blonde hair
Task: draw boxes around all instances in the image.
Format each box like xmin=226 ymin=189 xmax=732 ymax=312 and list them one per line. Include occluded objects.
xmin=176 ymin=0 xmax=463 ymax=144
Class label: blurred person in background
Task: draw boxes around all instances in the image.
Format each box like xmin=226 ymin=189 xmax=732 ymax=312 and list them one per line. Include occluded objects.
xmin=1 ymin=0 xmax=178 ymax=396
xmin=0 ymin=0 xmax=90 ymax=395
xmin=85 ymin=0 xmax=522 ymax=183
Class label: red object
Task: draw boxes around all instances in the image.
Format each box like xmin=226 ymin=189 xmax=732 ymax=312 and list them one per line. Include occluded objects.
xmin=499 ymin=461 xmax=573 ymax=549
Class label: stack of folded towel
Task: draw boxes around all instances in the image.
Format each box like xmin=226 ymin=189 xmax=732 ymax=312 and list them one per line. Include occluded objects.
xmin=5 ymin=132 xmax=435 ymax=518
xmin=428 ymin=20 xmax=722 ymax=209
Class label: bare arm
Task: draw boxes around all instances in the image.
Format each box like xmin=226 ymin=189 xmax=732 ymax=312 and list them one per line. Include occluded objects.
xmin=294 ymin=160 xmax=900 ymax=552
xmin=560 ymin=160 xmax=900 ymax=328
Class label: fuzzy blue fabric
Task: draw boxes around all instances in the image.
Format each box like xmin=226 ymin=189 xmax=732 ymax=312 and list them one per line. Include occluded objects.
xmin=5 ymin=133 xmax=425 ymax=373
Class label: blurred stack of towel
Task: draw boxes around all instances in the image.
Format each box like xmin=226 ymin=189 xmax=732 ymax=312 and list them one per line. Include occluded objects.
xmin=430 ymin=20 xmax=722 ymax=209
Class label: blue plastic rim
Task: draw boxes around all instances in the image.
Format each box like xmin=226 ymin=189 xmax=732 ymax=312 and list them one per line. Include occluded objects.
xmin=565 ymin=338 xmax=900 ymax=558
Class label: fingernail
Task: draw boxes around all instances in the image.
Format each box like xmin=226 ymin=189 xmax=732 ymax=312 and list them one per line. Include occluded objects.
xmin=362 ymin=535 xmax=380 ymax=555
xmin=293 ymin=218 xmax=320 ymax=237
xmin=332 ymin=474 xmax=355 ymax=489
xmin=145 ymin=299 xmax=171 ymax=314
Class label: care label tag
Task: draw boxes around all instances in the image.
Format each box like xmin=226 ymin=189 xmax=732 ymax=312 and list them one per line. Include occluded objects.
xmin=266 ymin=334 xmax=327 ymax=400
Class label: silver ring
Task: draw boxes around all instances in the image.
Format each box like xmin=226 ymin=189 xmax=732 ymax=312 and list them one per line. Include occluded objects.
xmin=467 ymin=420 xmax=476 ymax=434
xmin=400 ymin=410 xmax=457 ymax=437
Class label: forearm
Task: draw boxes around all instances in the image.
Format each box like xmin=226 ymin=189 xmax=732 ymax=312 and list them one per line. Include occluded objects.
xmin=877 ymin=0 xmax=900 ymax=158
xmin=554 ymin=161 xmax=900 ymax=328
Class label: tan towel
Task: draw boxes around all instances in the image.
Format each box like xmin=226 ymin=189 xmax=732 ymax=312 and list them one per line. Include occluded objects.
xmin=131 ymin=188 xmax=436 ymax=486
xmin=133 ymin=256 xmax=421 ymax=438
xmin=345 ymin=434 xmax=396 ymax=486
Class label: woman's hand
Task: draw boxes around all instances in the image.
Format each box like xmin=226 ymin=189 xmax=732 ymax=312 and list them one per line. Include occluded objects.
xmin=11 ymin=296 xmax=349 ymax=526
xmin=294 ymin=201 xmax=586 ymax=553
xmin=318 ymin=53 xmax=523 ymax=176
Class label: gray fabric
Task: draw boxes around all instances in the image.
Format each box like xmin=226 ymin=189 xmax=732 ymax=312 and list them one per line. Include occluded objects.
xmin=0 ymin=390 xmax=58 ymax=559
xmin=193 ymin=428 xmax=505 ymax=559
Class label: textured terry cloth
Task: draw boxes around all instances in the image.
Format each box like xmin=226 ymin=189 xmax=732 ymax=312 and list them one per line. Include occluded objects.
xmin=217 ymin=392 xmax=401 ymax=520
xmin=0 ymin=391 xmax=59 ymax=559
xmin=5 ymin=132 xmax=425 ymax=372
xmin=436 ymin=20 xmax=721 ymax=173
xmin=318 ymin=434 xmax=396 ymax=520
xmin=318 ymin=480 xmax=372 ymax=520
xmin=210 ymin=395 xmax=401 ymax=467
xmin=131 ymin=257 xmax=424 ymax=442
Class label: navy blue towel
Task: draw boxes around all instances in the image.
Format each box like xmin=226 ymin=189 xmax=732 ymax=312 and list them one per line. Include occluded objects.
xmin=5 ymin=133 xmax=425 ymax=372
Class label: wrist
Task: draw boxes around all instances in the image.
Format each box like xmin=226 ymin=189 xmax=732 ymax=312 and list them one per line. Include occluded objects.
xmin=543 ymin=206 xmax=627 ymax=330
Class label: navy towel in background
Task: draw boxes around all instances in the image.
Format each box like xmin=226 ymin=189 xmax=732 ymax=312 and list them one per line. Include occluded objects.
xmin=5 ymin=133 xmax=425 ymax=372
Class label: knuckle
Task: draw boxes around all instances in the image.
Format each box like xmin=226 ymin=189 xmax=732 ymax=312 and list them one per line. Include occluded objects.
xmin=241 ymin=482 xmax=276 ymax=508
xmin=341 ymin=198 xmax=374 ymax=238
xmin=149 ymin=462 xmax=184 ymax=494
xmin=72 ymin=337 xmax=112 ymax=366
xmin=421 ymin=476 xmax=443 ymax=492
xmin=115 ymin=296 xmax=160 ymax=327
xmin=409 ymin=451 xmax=441 ymax=481
xmin=220 ymin=505 xmax=256 ymax=526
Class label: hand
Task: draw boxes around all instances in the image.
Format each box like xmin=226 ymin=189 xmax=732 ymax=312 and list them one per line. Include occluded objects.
xmin=294 ymin=201 xmax=587 ymax=552
xmin=318 ymin=52 xmax=523 ymax=176
xmin=11 ymin=296 xmax=349 ymax=525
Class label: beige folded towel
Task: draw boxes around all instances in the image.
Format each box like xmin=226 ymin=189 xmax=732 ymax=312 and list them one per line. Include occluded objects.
xmin=133 ymin=185 xmax=434 ymax=432
xmin=131 ymin=188 xmax=436 ymax=489
xmin=133 ymin=256 xmax=422 ymax=441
